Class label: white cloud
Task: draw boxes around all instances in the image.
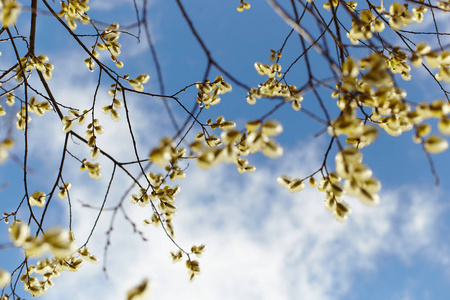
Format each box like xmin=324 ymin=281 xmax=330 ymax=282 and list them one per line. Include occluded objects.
xmin=39 ymin=134 xmax=449 ymax=300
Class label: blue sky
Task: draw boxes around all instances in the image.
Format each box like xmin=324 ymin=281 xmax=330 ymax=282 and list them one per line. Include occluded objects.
xmin=1 ymin=0 xmax=450 ymax=299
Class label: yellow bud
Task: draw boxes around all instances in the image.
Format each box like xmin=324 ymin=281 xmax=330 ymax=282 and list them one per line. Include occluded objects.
xmin=137 ymin=73 xmax=150 ymax=84
xmin=438 ymin=117 xmax=450 ymax=135
xmin=149 ymin=148 xmax=171 ymax=167
xmin=9 ymin=220 xmax=30 ymax=246
xmin=0 ymin=269 xmax=10 ymax=288
xmin=416 ymin=123 xmax=431 ymax=137
xmin=309 ymin=177 xmax=318 ymax=187
xmin=116 ymin=61 xmax=124 ymax=68
xmin=261 ymin=120 xmax=283 ymax=136
xmin=246 ymin=121 xmax=261 ymax=133
xmin=277 ymin=175 xmax=291 ymax=189
xmin=29 ymin=191 xmax=46 ymax=207
xmin=423 ymin=135 xmax=449 ymax=154
xmin=288 ymin=179 xmax=305 ymax=193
